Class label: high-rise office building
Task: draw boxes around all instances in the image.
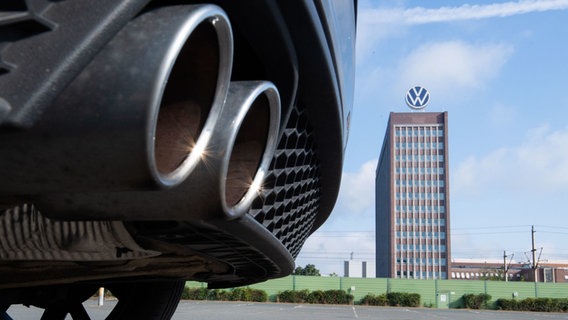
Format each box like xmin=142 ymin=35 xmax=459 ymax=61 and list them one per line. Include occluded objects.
xmin=375 ymin=112 xmax=451 ymax=279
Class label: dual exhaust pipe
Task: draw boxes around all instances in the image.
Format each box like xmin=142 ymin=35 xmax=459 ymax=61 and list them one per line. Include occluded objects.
xmin=0 ymin=5 xmax=280 ymax=221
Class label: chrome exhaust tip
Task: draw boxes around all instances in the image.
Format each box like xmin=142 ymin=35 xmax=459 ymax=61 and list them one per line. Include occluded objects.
xmin=220 ymin=81 xmax=281 ymax=219
xmin=0 ymin=5 xmax=233 ymax=195
xmin=35 ymin=81 xmax=281 ymax=222
xmin=151 ymin=5 xmax=233 ymax=188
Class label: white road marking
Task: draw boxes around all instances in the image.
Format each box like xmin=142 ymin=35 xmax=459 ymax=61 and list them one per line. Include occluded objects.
xmin=352 ymin=306 xmax=359 ymax=318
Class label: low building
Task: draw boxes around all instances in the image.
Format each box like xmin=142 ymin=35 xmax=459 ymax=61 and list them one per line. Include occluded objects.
xmin=450 ymin=259 xmax=568 ymax=283
xmin=344 ymin=260 xmax=376 ymax=278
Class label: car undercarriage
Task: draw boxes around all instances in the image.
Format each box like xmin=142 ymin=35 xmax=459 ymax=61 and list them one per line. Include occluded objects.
xmin=0 ymin=1 xmax=356 ymax=318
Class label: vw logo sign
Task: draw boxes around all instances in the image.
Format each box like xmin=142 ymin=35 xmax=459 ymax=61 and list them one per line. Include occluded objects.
xmin=405 ymin=86 xmax=430 ymax=110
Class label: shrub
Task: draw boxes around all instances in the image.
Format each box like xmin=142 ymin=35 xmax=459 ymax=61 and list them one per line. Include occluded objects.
xmin=181 ymin=287 xmax=267 ymax=302
xmin=496 ymin=297 xmax=568 ymax=313
xmin=323 ymin=290 xmax=353 ymax=305
xmin=532 ymin=298 xmax=568 ymax=312
xmin=522 ymin=298 xmax=537 ymax=311
xmin=550 ymin=298 xmax=568 ymax=312
xmin=277 ymin=289 xmax=352 ymax=305
xmin=360 ymin=293 xmax=388 ymax=306
xmin=306 ymin=290 xmax=326 ymax=304
xmin=214 ymin=289 xmax=231 ymax=301
xmin=229 ymin=288 xmax=247 ymax=301
xmin=387 ymin=292 xmax=420 ymax=307
xmin=276 ymin=290 xmax=294 ymax=303
xmin=277 ymin=290 xmax=309 ymax=303
xmin=181 ymin=287 xmax=208 ymax=300
xmin=386 ymin=292 xmax=404 ymax=307
xmin=463 ymin=293 xmax=491 ymax=309
xmin=361 ymin=292 xmax=420 ymax=307
xmin=226 ymin=288 xmax=267 ymax=302
xmin=249 ymin=289 xmax=268 ymax=302
xmin=496 ymin=298 xmax=516 ymax=311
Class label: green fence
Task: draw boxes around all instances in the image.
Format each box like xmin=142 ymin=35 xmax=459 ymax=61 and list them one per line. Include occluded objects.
xmin=186 ymin=276 xmax=568 ymax=308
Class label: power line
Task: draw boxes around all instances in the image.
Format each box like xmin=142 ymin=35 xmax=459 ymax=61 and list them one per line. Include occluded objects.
xmin=299 ymin=251 xmax=375 ymax=255
xmin=537 ymin=231 xmax=568 ymax=235
xmin=314 ymin=230 xmax=374 ymax=233
xmin=296 ymin=256 xmax=375 ymax=261
xmin=452 ymin=231 xmax=526 ymax=236
xmin=452 ymin=225 xmax=531 ymax=231
xmin=308 ymin=226 xmax=568 ymax=237
xmin=534 ymin=225 xmax=568 ymax=230
xmin=298 ymin=225 xmax=568 ymax=264
xmin=309 ymin=234 xmax=375 ymax=238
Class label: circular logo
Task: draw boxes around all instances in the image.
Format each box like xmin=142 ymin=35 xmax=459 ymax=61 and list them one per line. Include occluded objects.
xmin=405 ymin=86 xmax=430 ymax=110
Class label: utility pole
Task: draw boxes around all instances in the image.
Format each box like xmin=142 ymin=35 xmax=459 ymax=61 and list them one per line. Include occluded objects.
xmin=503 ymin=251 xmax=514 ymax=282
xmin=503 ymin=251 xmax=508 ymax=282
xmin=531 ymin=225 xmax=537 ymax=283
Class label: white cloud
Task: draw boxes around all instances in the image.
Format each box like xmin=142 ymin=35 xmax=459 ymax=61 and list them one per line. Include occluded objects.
xmin=453 ymin=125 xmax=568 ymax=196
xmin=361 ymin=0 xmax=568 ymax=26
xmin=395 ymin=41 xmax=513 ymax=97
xmin=516 ymin=125 xmax=568 ymax=186
xmin=356 ymin=0 xmax=568 ymax=65
xmin=335 ymin=159 xmax=377 ymax=215
xmin=452 ymin=148 xmax=510 ymax=196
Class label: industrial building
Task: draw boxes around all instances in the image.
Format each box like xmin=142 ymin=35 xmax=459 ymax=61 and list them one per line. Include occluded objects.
xmin=375 ymin=111 xmax=451 ymax=279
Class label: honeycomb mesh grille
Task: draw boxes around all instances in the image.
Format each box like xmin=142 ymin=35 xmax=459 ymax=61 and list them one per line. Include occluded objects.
xmin=248 ymin=104 xmax=321 ymax=258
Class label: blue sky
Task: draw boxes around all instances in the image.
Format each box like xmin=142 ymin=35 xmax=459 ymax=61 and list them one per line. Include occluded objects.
xmin=296 ymin=0 xmax=568 ymax=276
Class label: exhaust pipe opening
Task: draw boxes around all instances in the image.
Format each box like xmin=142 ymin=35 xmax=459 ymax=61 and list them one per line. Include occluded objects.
xmin=225 ymin=94 xmax=270 ymax=207
xmin=221 ymin=82 xmax=280 ymax=218
xmin=149 ymin=6 xmax=233 ymax=188
xmin=154 ymin=22 xmax=221 ymax=177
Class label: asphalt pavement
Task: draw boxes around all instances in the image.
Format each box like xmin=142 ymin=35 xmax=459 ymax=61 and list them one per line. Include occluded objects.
xmin=7 ymin=300 xmax=567 ymax=320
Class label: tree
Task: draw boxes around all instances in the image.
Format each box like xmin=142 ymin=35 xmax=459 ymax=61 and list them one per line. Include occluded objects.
xmin=292 ymin=264 xmax=321 ymax=276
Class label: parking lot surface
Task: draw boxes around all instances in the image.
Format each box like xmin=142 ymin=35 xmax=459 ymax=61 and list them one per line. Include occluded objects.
xmin=7 ymin=300 xmax=568 ymax=319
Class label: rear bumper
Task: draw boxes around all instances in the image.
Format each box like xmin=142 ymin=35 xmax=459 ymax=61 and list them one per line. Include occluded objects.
xmin=0 ymin=0 xmax=356 ymax=288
